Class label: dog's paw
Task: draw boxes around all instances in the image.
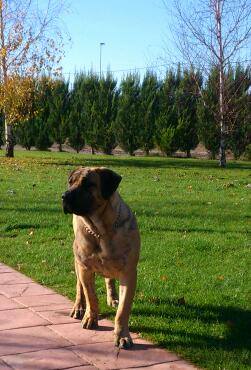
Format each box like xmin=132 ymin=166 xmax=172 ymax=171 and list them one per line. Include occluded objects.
xmin=107 ymin=298 xmax=119 ymax=308
xmin=81 ymin=313 xmax=98 ymax=330
xmin=114 ymin=334 xmax=133 ymax=349
xmin=70 ymin=303 xmax=85 ymax=320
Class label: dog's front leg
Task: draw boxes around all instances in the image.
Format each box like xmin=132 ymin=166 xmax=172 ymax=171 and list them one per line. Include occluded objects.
xmin=77 ymin=264 xmax=99 ymax=329
xmin=70 ymin=259 xmax=86 ymax=319
xmin=114 ymin=270 xmax=137 ymax=349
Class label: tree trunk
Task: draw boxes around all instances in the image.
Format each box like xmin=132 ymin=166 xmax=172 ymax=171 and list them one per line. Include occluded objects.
xmin=91 ymin=146 xmax=95 ymax=155
xmin=186 ymin=149 xmax=191 ymax=158
xmin=5 ymin=122 xmax=14 ymax=158
xmin=216 ymin=0 xmax=226 ymax=168
xmin=58 ymin=143 xmax=62 ymax=152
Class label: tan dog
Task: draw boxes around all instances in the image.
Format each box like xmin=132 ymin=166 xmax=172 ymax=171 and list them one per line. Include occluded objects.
xmin=62 ymin=167 xmax=140 ymax=348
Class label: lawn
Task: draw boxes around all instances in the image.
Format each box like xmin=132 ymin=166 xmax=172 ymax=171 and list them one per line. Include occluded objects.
xmin=0 ymin=150 xmax=250 ymax=369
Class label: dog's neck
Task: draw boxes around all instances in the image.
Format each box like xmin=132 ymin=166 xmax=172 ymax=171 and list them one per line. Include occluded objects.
xmin=82 ymin=192 xmax=122 ymax=239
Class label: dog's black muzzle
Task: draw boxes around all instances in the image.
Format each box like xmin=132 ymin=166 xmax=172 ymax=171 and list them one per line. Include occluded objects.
xmin=62 ymin=190 xmax=73 ymax=214
xmin=62 ymin=189 xmax=92 ymax=216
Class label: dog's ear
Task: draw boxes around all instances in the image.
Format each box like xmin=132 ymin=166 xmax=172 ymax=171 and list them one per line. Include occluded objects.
xmin=98 ymin=168 xmax=122 ymax=199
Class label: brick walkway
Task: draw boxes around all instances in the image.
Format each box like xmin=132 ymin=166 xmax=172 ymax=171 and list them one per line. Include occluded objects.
xmin=0 ymin=262 xmax=198 ymax=370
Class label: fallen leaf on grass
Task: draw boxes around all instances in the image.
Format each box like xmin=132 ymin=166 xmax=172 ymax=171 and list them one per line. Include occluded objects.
xmin=217 ymin=275 xmax=224 ymax=281
xmin=160 ymin=275 xmax=168 ymax=281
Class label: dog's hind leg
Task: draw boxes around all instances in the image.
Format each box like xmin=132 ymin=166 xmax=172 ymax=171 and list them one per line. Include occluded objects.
xmin=105 ymin=278 xmax=119 ymax=308
xmin=70 ymin=259 xmax=86 ymax=319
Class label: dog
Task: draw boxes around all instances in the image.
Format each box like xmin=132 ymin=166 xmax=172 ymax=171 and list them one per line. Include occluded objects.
xmin=62 ymin=167 xmax=140 ymax=349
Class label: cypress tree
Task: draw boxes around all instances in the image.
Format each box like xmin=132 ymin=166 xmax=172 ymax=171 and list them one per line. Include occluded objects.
xmin=67 ymin=73 xmax=86 ymax=153
xmin=175 ymin=69 xmax=202 ymax=157
xmin=48 ymin=79 xmax=69 ymax=151
xmin=82 ymin=72 xmax=100 ymax=154
xmin=97 ymin=72 xmax=118 ymax=154
xmin=139 ymin=71 xmax=159 ymax=155
xmin=227 ymin=65 xmax=251 ymax=159
xmin=34 ymin=77 xmax=54 ymax=151
xmin=115 ymin=73 xmax=141 ymax=155
xmin=155 ymin=69 xmax=180 ymax=155
xmin=197 ymin=68 xmax=221 ymax=159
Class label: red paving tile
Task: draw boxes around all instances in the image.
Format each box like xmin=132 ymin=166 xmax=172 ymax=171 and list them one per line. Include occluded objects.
xmin=70 ymin=339 xmax=181 ymax=370
xmin=64 ymin=367 xmax=98 ymax=370
xmin=0 ymin=263 xmax=199 ymax=370
xmin=0 ymin=282 xmax=55 ymax=298
xmin=0 ymin=326 xmax=71 ymax=356
xmin=0 ymin=308 xmax=49 ymax=331
xmin=31 ymin=303 xmax=72 ymax=312
xmin=14 ymin=293 xmax=72 ymax=308
xmin=37 ymin=308 xmax=78 ymax=325
xmin=2 ymin=347 xmax=89 ymax=370
xmin=50 ymin=320 xmax=118 ymax=345
xmin=50 ymin=320 xmax=139 ymax=346
xmin=0 ymin=266 xmax=14 ymax=274
xmin=0 ymin=359 xmax=12 ymax=369
xmin=0 ymin=272 xmax=32 ymax=285
xmin=124 ymin=360 xmax=198 ymax=369
xmin=0 ymin=295 xmax=24 ymax=311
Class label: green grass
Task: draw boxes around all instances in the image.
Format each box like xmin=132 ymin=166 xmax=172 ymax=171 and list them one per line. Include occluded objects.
xmin=0 ymin=150 xmax=250 ymax=369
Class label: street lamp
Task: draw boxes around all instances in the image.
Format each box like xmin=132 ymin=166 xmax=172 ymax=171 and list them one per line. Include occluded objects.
xmin=99 ymin=42 xmax=105 ymax=78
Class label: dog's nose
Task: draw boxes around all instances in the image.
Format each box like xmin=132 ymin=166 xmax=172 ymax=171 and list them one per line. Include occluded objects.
xmin=62 ymin=191 xmax=69 ymax=200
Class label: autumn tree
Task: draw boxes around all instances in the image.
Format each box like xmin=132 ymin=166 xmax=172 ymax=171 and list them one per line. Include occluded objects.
xmin=0 ymin=0 xmax=68 ymax=157
xmin=167 ymin=0 xmax=251 ymax=167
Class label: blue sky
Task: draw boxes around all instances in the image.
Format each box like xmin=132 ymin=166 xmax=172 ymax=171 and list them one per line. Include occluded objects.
xmin=60 ymin=0 xmax=171 ymax=80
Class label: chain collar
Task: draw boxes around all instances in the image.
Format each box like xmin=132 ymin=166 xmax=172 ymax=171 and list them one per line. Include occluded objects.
xmin=82 ymin=201 xmax=123 ymax=240
xmin=82 ymin=222 xmax=101 ymax=240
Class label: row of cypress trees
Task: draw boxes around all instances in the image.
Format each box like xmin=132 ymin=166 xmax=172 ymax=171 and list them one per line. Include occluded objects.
xmin=1 ymin=65 xmax=250 ymax=159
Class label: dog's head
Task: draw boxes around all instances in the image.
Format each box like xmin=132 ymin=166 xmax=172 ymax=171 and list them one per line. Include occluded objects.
xmin=62 ymin=167 xmax=122 ymax=216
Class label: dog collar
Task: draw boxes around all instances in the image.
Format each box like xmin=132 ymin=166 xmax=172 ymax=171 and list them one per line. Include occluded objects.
xmin=83 ymin=222 xmax=101 ymax=240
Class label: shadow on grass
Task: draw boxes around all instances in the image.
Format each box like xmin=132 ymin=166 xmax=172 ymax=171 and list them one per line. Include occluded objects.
xmin=3 ymin=223 xmax=41 ymax=232
xmin=131 ymin=301 xmax=251 ymax=358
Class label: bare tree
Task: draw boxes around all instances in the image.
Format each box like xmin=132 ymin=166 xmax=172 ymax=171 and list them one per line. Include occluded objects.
xmin=0 ymin=0 xmax=69 ymax=157
xmin=165 ymin=0 xmax=251 ymax=167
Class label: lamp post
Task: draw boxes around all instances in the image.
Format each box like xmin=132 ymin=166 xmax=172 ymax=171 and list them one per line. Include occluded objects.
xmin=99 ymin=42 xmax=105 ymax=78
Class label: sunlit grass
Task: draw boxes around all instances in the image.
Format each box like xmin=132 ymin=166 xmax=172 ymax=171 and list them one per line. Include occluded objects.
xmin=0 ymin=149 xmax=250 ymax=369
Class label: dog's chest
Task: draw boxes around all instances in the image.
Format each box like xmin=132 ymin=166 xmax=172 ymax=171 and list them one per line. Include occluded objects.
xmin=75 ymin=235 xmax=131 ymax=278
